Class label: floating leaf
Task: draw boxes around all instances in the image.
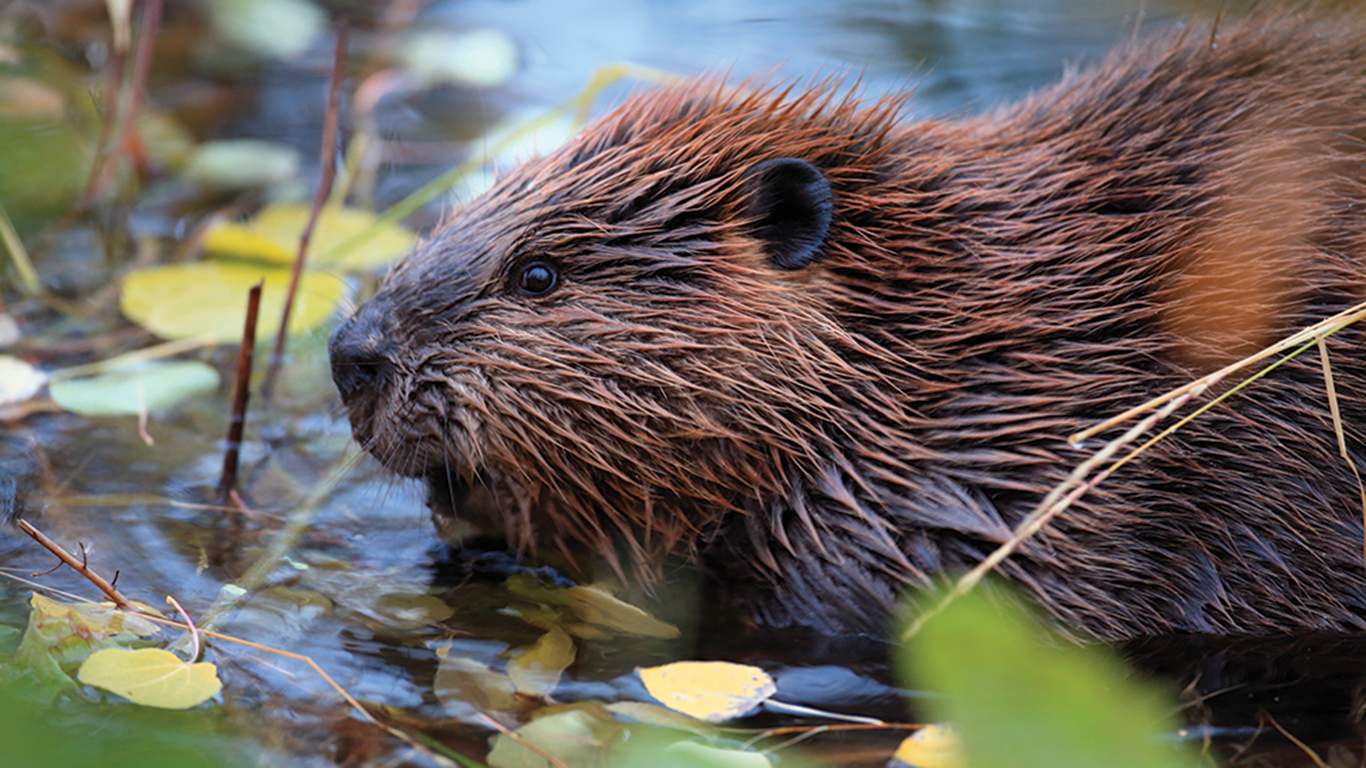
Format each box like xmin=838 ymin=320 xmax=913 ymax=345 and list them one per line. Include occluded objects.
xmin=120 ymin=260 xmax=345 ymax=341
xmin=203 ymin=203 xmax=416 ymax=269
xmin=373 ymin=592 xmax=454 ymax=626
xmin=433 ymin=645 xmax=517 ymax=714
xmin=0 ymin=355 xmax=45 ymax=404
xmin=604 ymin=701 xmax=719 ymax=737
xmin=894 ymin=724 xmax=965 ymax=768
xmin=638 ymin=661 xmax=775 ymax=723
xmin=16 ymin=595 xmax=161 ymax=692
xmin=507 ymin=627 xmax=575 ymax=698
xmin=565 ymin=585 xmax=680 ymax=638
xmin=403 ymin=28 xmax=519 ymax=89
xmin=78 ymin=647 xmax=221 ymax=709
xmin=487 ymin=707 xmax=622 ymax=768
xmin=49 ymin=361 xmax=219 ymax=416
xmin=903 ymin=588 xmax=1203 ymax=768
xmin=183 ymin=139 xmax=299 ymax=190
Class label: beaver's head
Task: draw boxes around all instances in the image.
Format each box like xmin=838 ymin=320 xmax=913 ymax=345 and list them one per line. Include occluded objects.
xmin=329 ymin=82 xmax=918 ymax=571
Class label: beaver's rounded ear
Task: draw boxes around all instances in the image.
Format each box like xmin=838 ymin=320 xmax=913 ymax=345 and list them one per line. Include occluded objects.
xmin=744 ymin=158 xmax=833 ymax=270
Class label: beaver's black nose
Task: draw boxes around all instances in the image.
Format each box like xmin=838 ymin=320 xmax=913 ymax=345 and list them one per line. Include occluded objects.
xmin=329 ymin=308 xmax=396 ymax=405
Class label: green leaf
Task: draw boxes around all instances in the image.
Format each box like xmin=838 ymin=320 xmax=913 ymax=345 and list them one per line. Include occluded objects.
xmin=902 ymin=588 xmax=1202 ymax=768
xmin=78 ymin=648 xmax=222 ymax=709
xmin=0 ymin=119 xmax=88 ymax=231
xmin=660 ymin=742 xmax=772 ymax=767
xmin=119 ymin=260 xmax=345 ymax=341
xmin=203 ymin=203 xmax=417 ymax=270
xmin=487 ymin=707 xmax=623 ymax=768
xmin=49 ymin=361 xmax=219 ymax=416
xmin=0 ymin=678 xmax=241 ymax=768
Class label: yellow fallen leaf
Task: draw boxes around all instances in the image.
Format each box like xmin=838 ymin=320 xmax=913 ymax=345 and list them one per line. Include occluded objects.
xmin=201 ymin=221 xmax=292 ymax=263
xmin=638 ymin=660 xmax=775 ymax=723
xmin=78 ymin=647 xmax=222 ymax=709
xmin=203 ymin=203 xmax=416 ymax=269
xmin=507 ymin=626 xmax=575 ymax=697
xmin=894 ymin=724 xmax=965 ymax=768
xmin=564 ymin=585 xmax=680 ymax=638
xmin=120 ymin=260 xmax=345 ymax=341
xmin=433 ymin=645 xmax=517 ymax=713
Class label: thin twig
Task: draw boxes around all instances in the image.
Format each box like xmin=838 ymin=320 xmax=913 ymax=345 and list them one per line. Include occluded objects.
xmin=1316 ymin=337 xmax=1366 ymax=569
xmin=1264 ymin=714 xmax=1330 ymax=768
xmin=261 ymin=17 xmax=349 ymax=402
xmin=0 ymin=204 xmax=41 ymax=296
xmin=218 ymin=282 xmax=263 ymax=500
xmin=16 ymin=519 xmax=132 ymax=609
xmin=77 ymin=2 xmax=129 ymax=208
xmin=84 ymin=0 xmax=163 ymax=204
xmin=1070 ymin=299 xmax=1366 ymax=445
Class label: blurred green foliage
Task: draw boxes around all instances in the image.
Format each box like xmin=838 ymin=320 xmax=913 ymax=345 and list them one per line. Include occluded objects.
xmin=0 ymin=676 xmax=245 ymax=768
xmin=0 ymin=119 xmax=86 ymax=234
xmin=900 ymin=587 xmax=1208 ymax=768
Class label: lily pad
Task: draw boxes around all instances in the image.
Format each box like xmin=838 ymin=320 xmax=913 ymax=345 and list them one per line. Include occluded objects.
xmin=49 ymin=361 xmax=219 ymax=416
xmin=120 ymin=260 xmax=345 ymax=341
xmin=78 ymin=647 xmax=221 ymax=709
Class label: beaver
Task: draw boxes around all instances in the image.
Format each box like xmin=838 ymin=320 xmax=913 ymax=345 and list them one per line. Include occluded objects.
xmin=329 ymin=15 xmax=1366 ymax=641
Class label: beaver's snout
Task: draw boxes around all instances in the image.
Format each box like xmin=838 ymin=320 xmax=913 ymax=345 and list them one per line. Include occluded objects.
xmin=329 ymin=303 xmax=396 ymax=407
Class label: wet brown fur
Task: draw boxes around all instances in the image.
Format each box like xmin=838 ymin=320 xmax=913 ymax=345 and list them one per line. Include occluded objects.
xmin=332 ymin=15 xmax=1366 ymax=641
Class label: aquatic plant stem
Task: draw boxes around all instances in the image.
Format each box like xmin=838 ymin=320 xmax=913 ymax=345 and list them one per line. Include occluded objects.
xmin=217 ymin=281 xmax=262 ymax=501
xmin=261 ymin=18 xmax=349 ymax=402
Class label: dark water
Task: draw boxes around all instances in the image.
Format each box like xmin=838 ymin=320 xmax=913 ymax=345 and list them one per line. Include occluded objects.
xmin=3 ymin=0 xmax=1350 ymax=766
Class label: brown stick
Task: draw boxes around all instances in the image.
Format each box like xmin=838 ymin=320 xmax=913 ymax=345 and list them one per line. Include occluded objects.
xmin=218 ymin=281 xmax=263 ymax=501
xmin=78 ymin=31 xmax=127 ymax=208
xmin=83 ymin=0 xmax=163 ymax=205
xmin=261 ymin=17 xmax=350 ymax=401
xmin=17 ymin=520 xmax=132 ymax=609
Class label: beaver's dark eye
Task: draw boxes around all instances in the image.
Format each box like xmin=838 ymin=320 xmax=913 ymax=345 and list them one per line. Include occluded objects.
xmin=515 ymin=261 xmax=558 ymax=296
